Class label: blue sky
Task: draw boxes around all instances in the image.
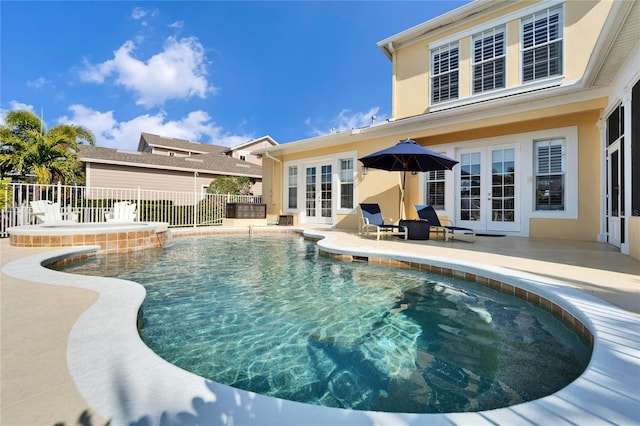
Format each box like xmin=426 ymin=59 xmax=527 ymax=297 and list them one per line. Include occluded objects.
xmin=1 ymin=1 xmax=469 ymax=150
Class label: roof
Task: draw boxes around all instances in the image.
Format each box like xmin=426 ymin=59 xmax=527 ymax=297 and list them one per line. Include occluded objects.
xmin=78 ymin=144 xmax=263 ymax=178
xmin=137 ymin=132 xmax=228 ymax=155
xmin=377 ymin=0 xmax=509 ymax=59
xmin=223 ymin=135 xmax=278 ymax=154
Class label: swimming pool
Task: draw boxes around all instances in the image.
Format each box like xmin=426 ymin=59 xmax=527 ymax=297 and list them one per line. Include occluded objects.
xmin=55 ymin=234 xmax=590 ymax=413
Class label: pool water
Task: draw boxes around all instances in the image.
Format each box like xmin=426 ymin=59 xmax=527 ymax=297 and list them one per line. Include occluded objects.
xmin=55 ymin=235 xmax=591 ymax=413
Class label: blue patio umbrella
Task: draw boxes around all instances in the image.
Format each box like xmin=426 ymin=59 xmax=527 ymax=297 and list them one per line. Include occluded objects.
xmin=359 ymin=138 xmax=458 ymax=218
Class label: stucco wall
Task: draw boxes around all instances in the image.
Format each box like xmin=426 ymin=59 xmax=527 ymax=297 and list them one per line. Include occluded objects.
xmin=263 ymin=104 xmax=605 ymax=240
xmin=629 ymin=217 xmax=640 ymax=261
xmin=392 ymin=1 xmax=613 ymax=119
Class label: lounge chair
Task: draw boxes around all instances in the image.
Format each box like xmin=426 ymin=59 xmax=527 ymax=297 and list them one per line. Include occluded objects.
xmin=30 ymin=200 xmax=78 ymax=224
xmin=359 ymin=203 xmax=407 ymax=240
xmin=414 ymin=204 xmax=475 ymax=242
xmin=105 ymin=201 xmax=137 ymax=222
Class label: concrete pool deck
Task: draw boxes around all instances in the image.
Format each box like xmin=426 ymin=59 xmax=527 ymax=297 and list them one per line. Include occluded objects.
xmin=1 ymin=228 xmax=639 ymax=425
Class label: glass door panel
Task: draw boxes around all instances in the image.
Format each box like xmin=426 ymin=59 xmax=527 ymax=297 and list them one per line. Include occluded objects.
xmin=321 ymin=165 xmax=332 ymax=218
xmin=489 ymin=148 xmax=516 ymax=223
xmin=304 ymin=163 xmax=333 ymax=225
xmin=458 ymin=146 xmax=519 ymax=232
xmin=459 ymin=152 xmax=482 ymax=222
xmin=305 ymin=167 xmax=316 ymax=218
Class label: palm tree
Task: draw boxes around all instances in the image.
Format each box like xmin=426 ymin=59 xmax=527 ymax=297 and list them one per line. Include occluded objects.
xmin=0 ymin=110 xmax=95 ymax=184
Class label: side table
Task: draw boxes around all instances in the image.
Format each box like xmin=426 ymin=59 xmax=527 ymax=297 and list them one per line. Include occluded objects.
xmin=399 ymin=219 xmax=430 ymax=240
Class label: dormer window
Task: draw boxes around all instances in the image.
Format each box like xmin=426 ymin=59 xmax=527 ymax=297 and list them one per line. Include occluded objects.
xmin=521 ymin=6 xmax=563 ymax=83
xmin=169 ymin=151 xmax=175 ymax=157
xmin=431 ymin=42 xmax=459 ymax=104
xmin=472 ymin=26 xmax=506 ymax=94
xmin=240 ymin=155 xmax=246 ymax=161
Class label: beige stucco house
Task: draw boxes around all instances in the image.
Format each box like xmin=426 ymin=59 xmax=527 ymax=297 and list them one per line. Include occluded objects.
xmin=79 ymin=133 xmax=277 ymax=196
xmin=256 ymin=0 xmax=639 ymax=260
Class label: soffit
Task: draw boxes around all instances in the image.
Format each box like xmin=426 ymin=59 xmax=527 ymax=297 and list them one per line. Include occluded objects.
xmin=589 ymin=0 xmax=640 ymax=88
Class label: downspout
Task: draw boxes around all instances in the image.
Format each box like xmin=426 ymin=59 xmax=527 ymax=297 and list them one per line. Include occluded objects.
xmin=262 ymin=146 xmax=282 ymax=214
xmin=387 ymin=42 xmax=397 ymax=120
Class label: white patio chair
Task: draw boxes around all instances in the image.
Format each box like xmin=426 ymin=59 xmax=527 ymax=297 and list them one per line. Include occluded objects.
xmin=105 ymin=201 xmax=137 ymax=222
xmin=30 ymin=200 xmax=78 ymax=224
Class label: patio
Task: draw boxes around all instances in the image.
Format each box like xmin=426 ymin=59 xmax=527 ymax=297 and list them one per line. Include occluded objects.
xmin=1 ymin=229 xmax=638 ymax=425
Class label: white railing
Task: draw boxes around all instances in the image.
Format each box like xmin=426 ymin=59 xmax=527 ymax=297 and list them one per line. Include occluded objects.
xmin=0 ymin=182 xmax=262 ymax=237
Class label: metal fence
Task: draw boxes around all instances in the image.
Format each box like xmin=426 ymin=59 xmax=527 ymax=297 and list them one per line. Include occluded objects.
xmin=0 ymin=182 xmax=262 ymax=237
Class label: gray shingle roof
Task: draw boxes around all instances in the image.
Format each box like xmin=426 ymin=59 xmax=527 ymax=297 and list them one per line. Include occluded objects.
xmin=138 ymin=133 xmax=229 ymax=155
xmin=78 ymin=139 xmax=262 ymax=178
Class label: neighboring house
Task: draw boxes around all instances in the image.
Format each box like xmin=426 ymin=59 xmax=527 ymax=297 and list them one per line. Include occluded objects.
xmin=79 ymin=132 xmax=269 ymax=196
xmin=223 ymin=136 xmax=278 ymax=165
xmin=256 ymin=0 xmax=640 ymax=260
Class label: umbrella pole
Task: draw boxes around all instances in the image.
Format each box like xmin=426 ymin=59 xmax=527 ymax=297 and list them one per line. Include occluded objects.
xmin=400 ymin=171 xmax=406 ymax=220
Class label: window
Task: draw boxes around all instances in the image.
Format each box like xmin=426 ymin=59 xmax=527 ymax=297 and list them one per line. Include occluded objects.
xmin=535 ymin=138 xmax=565 ymax=210
xmin=521 ymin=6 xmax=563 ymax=82
xmin=240 ymin=155 xmax=246 ymax=161
xmin=425 ymin=170 xmax=446 ymax=210
xmin=168 ymin=151 xmax=175 ymax=157
xmin=472 ymin=26 xmax=506 ymax=93
xmin=431 ymin=43 xmax=459 ymax=103
xmin=287 ymin=166 xmax=298 ymax=209
xmin=339 ymin=159 xmax=354 ymax=209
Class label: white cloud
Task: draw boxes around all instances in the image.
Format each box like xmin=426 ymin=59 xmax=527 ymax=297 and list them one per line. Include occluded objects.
xmin=79 ymin=36 xmax=216 ymax=108
xmin=0 ymin=102 xmax=36 ymax=126
xmin=307 ymin=107 xmax=387 ymax=137
xmin=27 ymin=77 xmax=51 ymax=89
xmin=169 ymin=21 xmax=184 ymax=29
xmin=57 ymin=105 xmax=253 ymax=150
xmin=131 ymin=7 xmax=147 ymax=20
xmin=58 ymin=104 xmax=118 ymax=142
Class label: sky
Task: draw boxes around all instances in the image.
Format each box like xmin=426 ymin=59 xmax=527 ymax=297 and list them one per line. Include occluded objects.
xmin=1 ymin=1 xmax=470 ymax=151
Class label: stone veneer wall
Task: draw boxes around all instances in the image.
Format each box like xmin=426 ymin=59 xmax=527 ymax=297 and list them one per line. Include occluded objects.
xmin=10 ymin=229 xmax=171 ymax=254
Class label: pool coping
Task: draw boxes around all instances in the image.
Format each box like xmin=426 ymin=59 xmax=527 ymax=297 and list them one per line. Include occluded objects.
xmin=2 ymin=228 xmax=639 ymax=425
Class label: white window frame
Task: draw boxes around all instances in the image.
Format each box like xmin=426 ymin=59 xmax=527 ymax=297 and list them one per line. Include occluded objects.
xmin=430 ymin=42 xmax=460 ymax=104
xmin=471 ymin=25 xmax=506 ymax=94
xmin=427 ymin=1 xmax=564 ymax=112
xmin=339 ymin=158 xmax=354 ymax=210
xmin=520 ymin=5 xmax=564 ymax=84
xmin=534 ymin=138 xmax=566 ymax=211
xmin=283 ymin=150 xmax=358 ymax=217
xmin=527 ymin=127 xmax=577 ymax=220
xmin=424 ymin=169 xmax=446 ymax=211
xmin=286 ymin=165 xmax=298 ymax=211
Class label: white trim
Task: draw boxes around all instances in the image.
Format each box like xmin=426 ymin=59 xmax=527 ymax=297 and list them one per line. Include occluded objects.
xmin=430 ymin=41 xmax=461 ymax=105
xmin=519 ymin=4 xmax=565 ymax=85
xmin=283 ymin=151 xmax=358 ymax=224
xmin=428 ymin=76 xmax=564 ymax=113
xmin=430 ymin=0 xmax=564 ymax=49
xmin=470 ymin=25 xmax=507 ymax=96
xmin=426 ymin=126 xmax=579 ymax=237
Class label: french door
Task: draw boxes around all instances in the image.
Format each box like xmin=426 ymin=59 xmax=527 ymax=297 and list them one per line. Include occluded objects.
xmin=304 ymin=164 xmax=333 ymax=225
xmin=457 ymin=145 xmax=520 ymax=233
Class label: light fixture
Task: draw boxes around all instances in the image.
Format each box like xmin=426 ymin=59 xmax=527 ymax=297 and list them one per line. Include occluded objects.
xmin=411 ymin=171 xmax=418 ymax=175
xmin=362 ymin=166 xmax=368 ymax=175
